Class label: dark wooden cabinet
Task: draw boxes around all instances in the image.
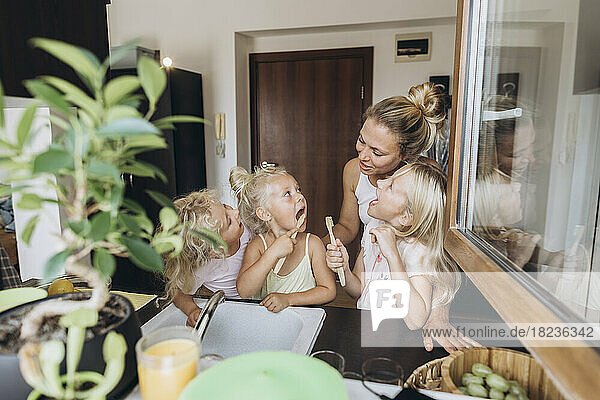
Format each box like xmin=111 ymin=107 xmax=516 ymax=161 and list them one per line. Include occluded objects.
xmin=0 ymin=0 xmax=109 ymax=97
xmin=110 ymin=67 xmax=207 ymax=294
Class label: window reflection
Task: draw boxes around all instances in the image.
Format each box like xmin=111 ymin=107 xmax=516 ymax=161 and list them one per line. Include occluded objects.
xmin=469 ymin=0 xmax=600 ymax=322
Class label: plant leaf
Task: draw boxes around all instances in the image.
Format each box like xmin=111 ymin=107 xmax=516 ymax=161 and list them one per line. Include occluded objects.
xmin=97 ymin=117 xmax=160 ymax=139
xmin=137 ymin=56 xmax=166 ymax=107
xmin=41 ymin=76 xmax=101 ymax=122
xmin=33 ymin=148 xmax=74 ymax=174
xmin=123 ymin=134 xmax=166 ymax=150
xmin=31 ymin=38 xmax=100 ymax=91
xmin=121 ymin=236 xmax=164 ymax=272
xmin=119 ymin=213 xmax=142 ymax=235
xmin=153 ymin=235 xmax=184 ymax=256
xmin=105 ymin=105 xmax=142 ymax=122
xmin=68 ymin=220 xmax=90 ymax=236
xmin=104 ymin=76 xmax=140 ymax=107
xmin=87 ymin=161 xmax=121 ymax=183
xmin=24 ymin=80 xmax=71 ymax=113
xmin=16 ymin=193 xmax=43 ymax=210
xmin=189 ymin=227 xmax=227 ymax=253
xmin=159 ymin=207 xmax=179 ymax=231
xmin=146 ymin=189 xmax=175 ymax=210
xmin=16 ymin=104 xmax=38 ymax=150
xmin=153 ymin=115 xmax=209 ymax=130
xmin=21 ymin=215 xmax=40 ymax=245
xmin=133 ymin=214 xmax=154 ymax=234
xmin=43 ymin=249 xmax=70 ymax=281
xmin=122 ymin=198 xmax=144 ymax=214
xmin=59 ymin=308 xmax=98 ymax=328
xmin=122 ymin=160 xmax=166 ymax=182
xmin=90 ymin=211 xmax=111 ymax=242
xmin=93 ymin=248 xmax=116 ymax=280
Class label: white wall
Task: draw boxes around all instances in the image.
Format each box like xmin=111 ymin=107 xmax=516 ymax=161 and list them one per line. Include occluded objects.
xmin=107 ymin=0 xmax=458 ymax=198
xmin=234 ymin=20 xmax=456 ymax=174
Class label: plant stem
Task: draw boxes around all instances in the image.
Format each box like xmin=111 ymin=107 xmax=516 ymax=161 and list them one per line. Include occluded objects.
xmin=20 ymin=260 xmax=109 ymax=339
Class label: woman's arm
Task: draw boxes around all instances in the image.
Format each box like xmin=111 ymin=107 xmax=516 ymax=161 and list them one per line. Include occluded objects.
xmin=173 ymin=289 xmax=202 ymax=327
xmin=236 ymin=231 xmax=297 ymax=298
xmin=261 ymin=236 xmax=336 ymax=312
xmin=322 ymin=158 xmax=361 ymax=245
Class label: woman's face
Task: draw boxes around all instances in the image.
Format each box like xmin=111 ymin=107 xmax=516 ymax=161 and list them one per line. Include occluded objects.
xmin=210 ymin=203 xmax=244 ymax=245
xmin=356 ymin=118 xmax=402 ymax=177
xmin=263 ymin=174 xmax=307 ymax=232
xmin=367 ymin=167 xmax=412 ymax=227
xmin=497 ymin=119 xmax=536 ymax=177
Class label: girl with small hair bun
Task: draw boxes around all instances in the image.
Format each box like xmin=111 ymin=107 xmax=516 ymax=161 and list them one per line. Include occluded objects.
xmin=230 ymin=166 xmax=336 ymax=312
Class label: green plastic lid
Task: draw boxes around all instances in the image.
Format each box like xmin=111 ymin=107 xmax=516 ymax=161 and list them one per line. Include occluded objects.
xmin=179 ymin=351 xmax=348 ymax=400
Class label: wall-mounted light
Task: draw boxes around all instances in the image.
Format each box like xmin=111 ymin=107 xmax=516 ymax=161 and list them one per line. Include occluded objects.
xmin=161 ymin=56 xmax=173 ymax=68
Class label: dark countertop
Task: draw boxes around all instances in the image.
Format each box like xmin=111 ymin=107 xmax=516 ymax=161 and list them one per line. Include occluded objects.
xmin=135 ymin=299 xmax=448 ymax=382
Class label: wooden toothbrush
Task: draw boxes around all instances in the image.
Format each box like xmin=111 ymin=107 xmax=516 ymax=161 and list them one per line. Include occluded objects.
xmin=273 ymin=213 xmax=306 ymax=274
xmin=325 ymin=216 xmax=346 ymax=286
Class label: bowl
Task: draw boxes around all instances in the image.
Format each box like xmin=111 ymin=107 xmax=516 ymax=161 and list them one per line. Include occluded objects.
xmin=441 ymin=347 xmax=565 ymax=400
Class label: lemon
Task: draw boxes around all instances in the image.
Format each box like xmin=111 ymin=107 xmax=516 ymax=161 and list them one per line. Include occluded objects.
xmin=48 ymin=278 xmax=75 ymax=296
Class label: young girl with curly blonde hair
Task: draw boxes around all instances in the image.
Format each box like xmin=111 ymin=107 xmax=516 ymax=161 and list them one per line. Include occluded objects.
xmin=163 ymin=189 xmax=252 ymax=326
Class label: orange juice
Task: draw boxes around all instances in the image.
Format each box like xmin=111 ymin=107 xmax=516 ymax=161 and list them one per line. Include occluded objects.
xmin=138 ymin=338 xmax=198 ymax=400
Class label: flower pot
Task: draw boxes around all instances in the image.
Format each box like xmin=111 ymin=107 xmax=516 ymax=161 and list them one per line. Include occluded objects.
xmin=0 ymin=291 xmax=141 ymax=400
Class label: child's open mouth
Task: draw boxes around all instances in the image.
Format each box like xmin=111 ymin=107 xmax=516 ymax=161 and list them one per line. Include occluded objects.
xmin=369 ymin=199 xmax=378 ymax=207
xmin=296 ymin=208 xmax=305 ymax=221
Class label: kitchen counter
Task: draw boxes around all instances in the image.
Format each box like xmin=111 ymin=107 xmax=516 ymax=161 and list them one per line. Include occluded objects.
xmin=135 ymin=299 xmax=447 ymax=382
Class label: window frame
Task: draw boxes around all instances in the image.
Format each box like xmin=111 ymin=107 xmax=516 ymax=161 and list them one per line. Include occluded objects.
xmin=445 ymin=0 xmax=600 ymax=398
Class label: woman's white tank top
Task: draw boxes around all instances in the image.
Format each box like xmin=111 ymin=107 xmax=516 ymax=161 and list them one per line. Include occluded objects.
xmin=355 ymin=172 xmax=377 ymax=237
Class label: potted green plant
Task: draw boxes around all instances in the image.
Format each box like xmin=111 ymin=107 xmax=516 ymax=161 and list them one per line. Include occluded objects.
xmin=0 ymin=38 xmax=225 ymax=399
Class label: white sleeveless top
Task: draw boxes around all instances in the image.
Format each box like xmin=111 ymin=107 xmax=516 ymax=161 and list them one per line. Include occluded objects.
xmin=357 ymin=220 xmax=429 ymax=309
xmin=355 ymin=171 xmax=378 ymax=239
xmin=184 ymin=224 xmax=252 ymax=299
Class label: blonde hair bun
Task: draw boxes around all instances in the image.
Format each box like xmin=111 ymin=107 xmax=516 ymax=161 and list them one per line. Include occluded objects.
xmin=364 ymin=82 xmax=447 ymax=160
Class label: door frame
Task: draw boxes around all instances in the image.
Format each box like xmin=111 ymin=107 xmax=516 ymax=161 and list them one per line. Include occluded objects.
xmin=249 ymin=46 xmax=373 ymax=166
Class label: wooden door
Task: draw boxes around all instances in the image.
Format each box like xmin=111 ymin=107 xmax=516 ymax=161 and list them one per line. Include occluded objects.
xmin=250 ymin=47 xmax=373 ymax=263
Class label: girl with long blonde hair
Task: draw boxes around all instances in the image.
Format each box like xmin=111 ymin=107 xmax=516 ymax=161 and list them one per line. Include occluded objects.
xmin=163 ymin=189 xmax=252 ymax=327
xmin=326 ymin=162 xmax=461 ymax=330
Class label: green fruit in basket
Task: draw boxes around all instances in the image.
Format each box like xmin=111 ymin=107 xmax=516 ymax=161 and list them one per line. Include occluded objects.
xmin=489 ymin=388 xmax=506 ymax=399
xmin=458 ymin=386 xmax=468 ymax=395
xmin=467 ymin=382 xmax=489 ymax=398
xmin=472 ymin=362 xmax=493 ymax=377
xmin=505 ymin=394 xmax=519 ymax=400
xmin=509 ymin=381 xmax=527 ymax=396
xmin=462 ymin=373 xmax=484 ymax=386
xmin=486 ymin=373 xmax=510 ymax=392
xmin=517 ymin=393 xmax=529 ymax=400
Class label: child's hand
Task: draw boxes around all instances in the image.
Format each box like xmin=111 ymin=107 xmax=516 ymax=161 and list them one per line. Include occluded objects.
xmin=370 ymin=225 xmax=399 ymax=260
xmin=267 ymin=228 xmax=298 ymax=260
xmin=186 ymin=306 xmax=202 ymax=327
xmin=326 ymin=239 xmax=349 ymax=271
xmin=260 ymin=293 xmax=290 ymax=313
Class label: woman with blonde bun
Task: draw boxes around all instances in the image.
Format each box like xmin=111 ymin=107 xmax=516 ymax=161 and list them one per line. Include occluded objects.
xmin=326 ymin=82 xmax=476 ymax=352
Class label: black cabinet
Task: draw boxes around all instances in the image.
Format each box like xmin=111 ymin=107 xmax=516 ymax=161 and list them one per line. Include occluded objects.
xmin=0 ymin=0 xmax=109 ymax=97
xmin=111 ymin=67 xmax=207 ymax=294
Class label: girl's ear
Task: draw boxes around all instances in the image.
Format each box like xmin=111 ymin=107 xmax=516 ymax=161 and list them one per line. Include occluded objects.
xmin=256 ymin=207 xmax=271 ymax=222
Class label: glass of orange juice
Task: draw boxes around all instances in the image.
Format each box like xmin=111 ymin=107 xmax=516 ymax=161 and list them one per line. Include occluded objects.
xmin=136 ymin=326 xmax=202 ymax=400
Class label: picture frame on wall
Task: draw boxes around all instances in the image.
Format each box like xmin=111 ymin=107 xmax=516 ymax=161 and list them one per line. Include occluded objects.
xmin=395 ymin=32 xmax=432 ymax=63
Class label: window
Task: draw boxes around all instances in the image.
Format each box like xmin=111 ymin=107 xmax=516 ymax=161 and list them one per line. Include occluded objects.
xmin=446 ymin=0 xmax=600 ymax=397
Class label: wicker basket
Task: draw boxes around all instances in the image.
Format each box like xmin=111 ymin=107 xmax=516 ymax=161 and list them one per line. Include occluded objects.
xmin=403 ymin=356 xmax=448 ymax=391
xmin=441 ymin=347 xmax=565 ymax=400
